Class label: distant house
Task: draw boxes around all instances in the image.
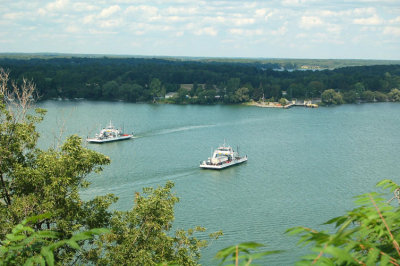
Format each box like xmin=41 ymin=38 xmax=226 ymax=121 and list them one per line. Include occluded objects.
xmin=180 ymin=84 xmax=205 ymax=91
xmin=165 ymin=92 xmax=178 ymax=99
xmin=282 ymin=91 xmax=287 ymax=96
xmin=180 ymin=84 xmax=193 ymax=91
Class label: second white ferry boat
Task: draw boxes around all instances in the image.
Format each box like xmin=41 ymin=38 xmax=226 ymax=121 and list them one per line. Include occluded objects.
xmin=200 ymin=142 xmax=247 ymax=170
xmin=87 ymin=121 xmax=133 ymax=143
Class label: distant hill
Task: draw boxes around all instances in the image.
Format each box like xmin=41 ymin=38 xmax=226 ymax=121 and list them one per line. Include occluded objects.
xmin=0 ymin=53 xmax=399 ymax=70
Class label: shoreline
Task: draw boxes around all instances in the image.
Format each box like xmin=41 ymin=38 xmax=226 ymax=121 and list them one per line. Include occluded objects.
xmin=245 ymin=101 xmax=284 ymax=108
xmin=41 ymin=98 xmax=400 ymax=108
xmin=244 ymin=100 xmax=319 ymax=109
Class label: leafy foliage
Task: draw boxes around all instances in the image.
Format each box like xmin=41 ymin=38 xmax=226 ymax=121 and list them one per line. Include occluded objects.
xmin=215 ymin=242 xmax=282 ymax=266
xmin=90 ymin=181 xmax=222 ymax=265
xmin=1 ymin=213 xmax=56 ymax=266
xmin=388 ymin=88 xmax=400 ymax=102
xmin=0 ymin=69 xmax=216 ymax=265
xmin=0 ymin=68 xmax=116 ymax=264
xmin=321 ymin=89 xmax=344 ymax=105
xmin=287 ymin=179 xmax=400 ymax=265
xmin=0 ymin=213 xmax=109 ymax=266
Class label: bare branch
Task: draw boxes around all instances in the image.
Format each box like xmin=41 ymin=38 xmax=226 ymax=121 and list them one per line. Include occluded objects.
xmin=0 ymin=68 xmax=37 ymax=123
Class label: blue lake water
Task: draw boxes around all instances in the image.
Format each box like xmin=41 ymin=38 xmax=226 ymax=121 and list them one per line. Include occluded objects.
xmin=37 ymin=101 xmax=400 ymax=265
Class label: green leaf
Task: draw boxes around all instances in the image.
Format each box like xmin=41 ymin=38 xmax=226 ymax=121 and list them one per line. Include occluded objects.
xmin=236 ymin=242 xmax=265 ymax=249
xmin=249 ymin=250 xmax=283 ymax=259
xmin=87 ymin=228 xmax=110 ymax=235
xmin=23 ymin=213 xmax=53 ymax=225
xmin=324 ymin=216 xmax=347 ymax=227
xmin=34 ymin=231 xmax=59 ymax=239
xmin=365 ymin=248 xmax=380 ymax=265
xmin=323 ymin=246 xmax=357 ymax=264
xmin=65 ymin=240 xmax=81 ymax=250
xmin=24 ymin=255 xmax=46 ymax=266
xmin=285 ymin=226 xmax=309 ymax=235
xmin=40 ymin=247 xmax=54 ymax=266
xmin=6 ymin=234 xmax=26 ymax=242
xmin=377 ymin=179 xmax=400 ymax=192
xmin=215 ymin=245 xmax=237 ymax=260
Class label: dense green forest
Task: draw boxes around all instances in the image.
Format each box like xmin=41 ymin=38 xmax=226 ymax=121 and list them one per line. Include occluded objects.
xmin=0 ymin=57 xmax=400 ymax=104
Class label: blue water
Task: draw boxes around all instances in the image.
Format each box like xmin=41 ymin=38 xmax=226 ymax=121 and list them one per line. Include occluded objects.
xmin=37 ymin=101 xmax=400 ymax=265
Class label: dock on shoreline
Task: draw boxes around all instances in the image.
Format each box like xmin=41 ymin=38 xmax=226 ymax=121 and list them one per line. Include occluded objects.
xmin=247 ymin=100 xmax=319 ymax=109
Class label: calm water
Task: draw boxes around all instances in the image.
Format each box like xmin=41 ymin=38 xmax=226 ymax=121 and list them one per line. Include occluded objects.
xmin=37 ymin=101 xmax=400 ymax=265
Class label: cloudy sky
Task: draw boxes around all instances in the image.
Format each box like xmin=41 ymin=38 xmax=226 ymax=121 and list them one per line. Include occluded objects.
xmin=1 ymin=0 xmax=399 ymax=59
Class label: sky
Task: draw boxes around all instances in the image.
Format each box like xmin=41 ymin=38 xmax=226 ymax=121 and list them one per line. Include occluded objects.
xmin=0 ymin=0 xmax=399 ymax=60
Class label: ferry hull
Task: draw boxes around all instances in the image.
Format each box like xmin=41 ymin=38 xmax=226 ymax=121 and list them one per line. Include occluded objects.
xmin=200 ymin=156 xmax=247 ymax=170
xmin=86 ymin=135 xmax=133 ymax=144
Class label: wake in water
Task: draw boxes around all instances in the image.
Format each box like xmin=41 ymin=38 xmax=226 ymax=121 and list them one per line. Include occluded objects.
xmin=141 ymin=124 xmax=215 ymax=137
xmin=81 ymin=168 xmax=199 ymax=198
xmin=136 ymin=117 xmax=270 ymax=138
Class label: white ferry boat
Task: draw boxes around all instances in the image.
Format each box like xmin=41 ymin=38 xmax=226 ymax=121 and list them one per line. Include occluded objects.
xmin=87 ymin=121 xmax=133 ymax=144
xmin=200 ymin=142 xmax=247 ymax=170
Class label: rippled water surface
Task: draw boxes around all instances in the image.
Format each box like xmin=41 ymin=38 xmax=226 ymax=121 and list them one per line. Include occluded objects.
xmin=37 ymin=101 xmax=400 ymax=265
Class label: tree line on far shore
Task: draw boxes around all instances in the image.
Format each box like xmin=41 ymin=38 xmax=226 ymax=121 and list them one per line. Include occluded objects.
xmin=0 ymin=57 xmax=399 ymax=105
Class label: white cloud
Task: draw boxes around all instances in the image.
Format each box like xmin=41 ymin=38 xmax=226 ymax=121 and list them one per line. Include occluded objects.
xmin=282 ymin=0 xmax=301 ymax=6
xmin=65 ymin=25 xmax=80 ymax=33
xmin=252 ymin=9 xmax=275 ymax=23
xmin=221 ymin=38 xmax=235 ymax=43
xmin=99 ymin=19 xmax=122 ymax=28
xmin=255 ymin=8 xmax=267 ymax=17
xmin=353 ymin=15 xmax=383 ymax=25
xmin=127 ymin=22 xmax=174 ymax=35
xmin=125 ymin=5 xmax=158 ymax=17
xmin=360 ymin=26 xmax=378 ymax=32
xmin=195 ymin=27 xmax=218 ymax=36
xmin=296 ymin=33 xmax=307 ymax=38
xmin=133 ymin=30 xmax=145 ymax=35
xmin=202 ymin=16 xmax=226 ymax=25
xmin=160 ymin=25 xmax=173 ymax=31
xmin=383 ymin=26 xmax=400 ymax=36
xmin=184 ymin=23 xmax=195 ymax=31
xmin=270 ymin=24 xmax=288 ymax=36
xmin=229 ymin=28 xmax=244 ymax=35
xmin=38 ymin=0 xmax=69 ymax=15
xmin=46 ymin=0 xmax=69 ymax=12
xmin=99 ymin=5 xmax=121 ymax=18
xmin=166 ymin=6 xmax=197 ymax=15
xmin=318 ymin=7 xmax=376 ymax=18
xmin=353 ymin=7 xmax=376 ymax=16
xmin=319 ymin=10 xmax=337 ymax=17
xmin=243 ymin=2 xmax=257 ymax=9
xmin=300 ymin=16 xmax=323 ymax=29
xmin=73 ymin=2 xmax=99 ymax=12
xmin=0 ymin=38 xmax=13 ymax=44
xmin=229 ymin=28 xmax=264 ymax=37
xmin=88 ymin=28 xmax=115 ymax=35
xmin=21 ymin=26 xmax=36 ymax=31
xmin=326 ymin=24 xmax=342 ymax=34
xmin=232 ymin=18 xmax=255 ymax=26
xmin=164 ymin=16 xmax=188 ymax=23
xmin=389 ymin=16 xmax=400 ymax=24
xmin=83 ymin=14 xmax=95 ymax=24
xmin=3 ymin=12 xmax=25 ymax=20
xmin=308 ymin=33 xmax=343 ymax=44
